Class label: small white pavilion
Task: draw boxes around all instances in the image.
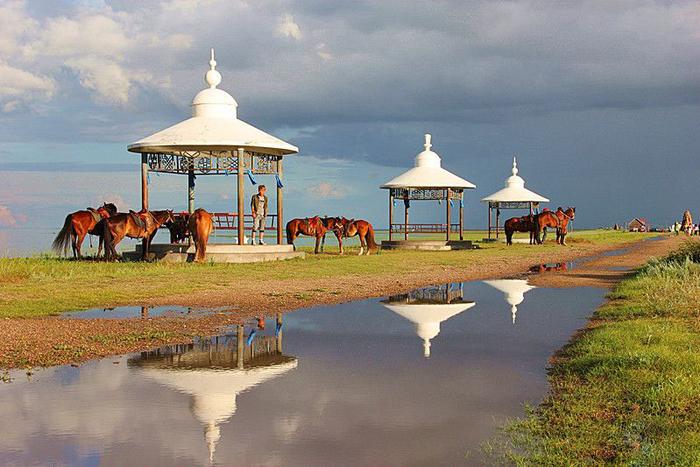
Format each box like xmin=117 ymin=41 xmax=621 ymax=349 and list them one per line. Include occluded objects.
xmin=481 ymin=158 xmax=549 ymax=239
xmin=380 ymin=134 xmax=476 ymax=249
xmin=127 ymin=49 xmax=301 ymax=261
xmin=483 ymin=279 xmax=536 ymax=324
xmin=382 ymin=284 xmax=475 ymax=357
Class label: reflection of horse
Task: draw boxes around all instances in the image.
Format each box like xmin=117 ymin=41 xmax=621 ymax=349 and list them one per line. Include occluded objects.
xmin=52 ymin=203 xmax=118 ymax=258
xmin=286 ymin=216 xmax=342 ymax=254
xmin=504 ymin=215 xmax=536 ymax=245
xmin=103 ymin=210 xmax=174 ymax=260
xmin=534 ymin=209 xmax=560 ymax=244
xmin=188 ymin=209 xmax=214 ymax=262
xmin=340 ymin=218 xmax=378 ymax=255
xmin=554 ymin=207 xmax=576 ymax=245
xmin=681 ymin=210 xmax=693 ymax=235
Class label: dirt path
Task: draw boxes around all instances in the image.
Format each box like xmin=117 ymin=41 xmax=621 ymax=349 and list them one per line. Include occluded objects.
xmin=527 ymin=235 xmax=684 ymax=288
xmin=0 ymin=235 xmax=682 ymax=370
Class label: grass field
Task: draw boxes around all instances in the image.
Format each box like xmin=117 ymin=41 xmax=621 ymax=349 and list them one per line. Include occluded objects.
xmin=497 ymin=240 xmax=700 ymax=464
xmin=0 ymin=229 xmax=649 ymax=319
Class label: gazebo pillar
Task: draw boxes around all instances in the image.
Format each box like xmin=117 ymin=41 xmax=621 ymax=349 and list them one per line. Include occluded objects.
xmin=487 ymin=205 xmax=492 ymax=239
xmin=187 ymin=169 xmax=195 ymax=214
xmin=404 ymin=196 xmax=409 ymax=240
xmin=277 ymin=158 xmax=283 ymax=245
xmin=445 ymin=188 xmax=451 ymax=242
xmin=459 ymin=192 xmax=464 ymax=241
xmin=496 ymin=207 xmax=500 ymax=238
xmin=237 ymin=148 xmax=245 ymax=245
xmin=140 ymin=154 xmax=149 ymax=210
xmin=388 ymin=192 xmax=394 ymax=241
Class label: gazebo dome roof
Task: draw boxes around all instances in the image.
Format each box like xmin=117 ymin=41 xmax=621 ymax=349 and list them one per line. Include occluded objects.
xmin=383 ymin=301 xmax=476 ymax=357
xmin=128 ymin=49 xmax=298 ymax=156
xmin=483 ymin=279 xmax=536 ymax=324
xmin=481 ymin=158 xmax=549 ymax=203
xmin=381 ymin=134 xmax=476 ymax=190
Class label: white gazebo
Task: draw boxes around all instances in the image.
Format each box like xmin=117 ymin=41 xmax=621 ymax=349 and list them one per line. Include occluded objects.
xmin=382 ymin=284 xmax=475 ymax=357
xmin=380 ymin=134 xmax=476 ymax=250
xmin=481 ymin=157 xmax=549 ymax=239
xmin=129 ymin=325 xmax=296 ymax=464
xmin=127 ymin=49 xmax=302 ymax=262
xmin=484 ymin=279 xmax=536 ymax=324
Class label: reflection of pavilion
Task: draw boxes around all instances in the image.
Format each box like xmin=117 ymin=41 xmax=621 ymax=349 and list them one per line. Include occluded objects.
xmin=128 ymin=320 xmax=296 ymax=464
xmin=382 ymin=284 xmax=475 ymax=357
xmin=484 ymin=279 xmax=536 ymax=324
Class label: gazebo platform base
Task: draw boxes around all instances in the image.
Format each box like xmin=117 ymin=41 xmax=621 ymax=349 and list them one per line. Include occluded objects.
xmin=126 ymin=243 xmax=305 ymax=263
xmin=380 ymin=240 xmax=475 ymax=251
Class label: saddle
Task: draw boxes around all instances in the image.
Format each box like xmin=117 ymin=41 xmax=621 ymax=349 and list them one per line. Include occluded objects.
xmin=129 ymin=210 xmax=154 ymax=235
xmin=304 ymin=217 xmax=321 ymax=235
xmin=87 ymin=208 xmax=103 ymax=223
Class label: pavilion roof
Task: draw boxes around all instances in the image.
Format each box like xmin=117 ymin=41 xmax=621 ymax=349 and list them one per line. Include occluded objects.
xmin=128 ymin=49 xmax=298 ymax=156
xmin=481 ymin=158 xmax=549 ymax=203
xmin=380 ymin=134 xmax=476 ymax=190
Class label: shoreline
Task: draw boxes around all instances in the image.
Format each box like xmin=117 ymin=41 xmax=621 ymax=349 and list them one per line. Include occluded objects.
xmin=0 ymin=234 xmax=682 ymax=370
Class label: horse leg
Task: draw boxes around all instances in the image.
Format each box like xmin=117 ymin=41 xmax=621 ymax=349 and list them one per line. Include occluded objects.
xmin=321 ymin=233 xmax=325 ymax=253
xmin=358 ymin=234 xmax=365 ymax=255
xmin=338 ymin=234 xmax=343 ymax=255
xmin=314 ymin=236 xmax=321 ymax=254
xmin=541 ymin=227 xmax=547 ymax=244
xmin=76 ymin=232 xmax=86 ymax=258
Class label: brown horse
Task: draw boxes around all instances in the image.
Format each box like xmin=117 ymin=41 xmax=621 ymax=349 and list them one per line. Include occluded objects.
xmin=286 ymin=216 xmax=342 ymax=254
xmin=103 ymin=209 xmax=174 ymax=260
xmin=319 ymin=217 xmax=345 ymax=253
xmin=340 ymin=218 xmax=378 ymax=255
xmin=166 ymin=212 xmax=191 ymax=243
xmin=534 ymin=209 xmax=560 ymax=244
xmin=503 ymin=215 xmax=536 ymax=245
xmin=52 ymin=203 xmax=118 ymax=258
xmin=554 ymin=207 xmax=576 ymax=245
xmin=188 ymin=208 xmax=214 ymax=262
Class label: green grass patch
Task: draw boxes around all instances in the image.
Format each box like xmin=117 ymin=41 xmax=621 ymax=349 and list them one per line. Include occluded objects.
xmin=497 ymin=240 xmax=700 ymax=464
xmin=0 ymin=229 xmax=651 ymax=318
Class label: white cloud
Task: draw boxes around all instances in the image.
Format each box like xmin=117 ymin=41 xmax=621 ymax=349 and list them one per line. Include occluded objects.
xmin=277 ymin=14 xmax=302 ymax=40
xmin=0 ymin=205 xmax=25 ymax=226
xmin=0 ymin=61 xmax=55 ymax=111
xmin=308 ymin=182 xmax=346 ymax=199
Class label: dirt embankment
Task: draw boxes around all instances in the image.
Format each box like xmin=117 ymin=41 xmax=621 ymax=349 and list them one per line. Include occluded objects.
xmin=0 ymin=236 xmax=682 ymax=370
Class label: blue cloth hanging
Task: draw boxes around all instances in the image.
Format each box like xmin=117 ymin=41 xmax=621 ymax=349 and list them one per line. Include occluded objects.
xmin=438 ymin=199 xmax=442 ymax=205
xmin=403 ymin=198 xmax=410 ymax=209
xmin=246 ymin=329 xmax=257 ymax=346
xmin=246 ymin=169 xmax=257 ymax=185
xmin=275 ymin=173 xmax=284 ymax=189
xmin=449 ymin=199 xmax=454 ymax=207
xmin=392 ymin=198 xmax=397 ymax=207
xmin=459 ymin=199 xmax=463 ymax=208
xmin=275 ymin=321 xmax=283 ymax=336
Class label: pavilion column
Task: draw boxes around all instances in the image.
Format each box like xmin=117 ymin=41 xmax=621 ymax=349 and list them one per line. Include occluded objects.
xmin=459 ymin=192 xmax=464 ymax=241
xmin=187 ymin=169 xmax=195 ymax=214
xmin=529 ymin=202 xmax=533 ymax=215
xmin=388 ymin=192 xmax=394 ymax=241
xmin=404 ymin=196 xmax=409 ymax=240
xmin=487 ymin=205 xmax=492 ymax=239
xmin=496 ymin=207 xmax=500 ymax=239
xmin=140 ymin=154 xmax=149 ymax=210
xmin=237 ymin=148 xmax=245 ymax=245
xmin=277 ymin=158 xmax=283 ymax=245
xmin=445 ymin=188 xmax=451 ymax=242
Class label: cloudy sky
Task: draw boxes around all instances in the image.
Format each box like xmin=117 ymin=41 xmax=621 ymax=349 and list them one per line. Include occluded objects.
xmin=1 ymin=0 xmax=699 ymax=248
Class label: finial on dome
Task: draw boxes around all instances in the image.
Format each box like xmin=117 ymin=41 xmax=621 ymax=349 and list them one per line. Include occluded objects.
xmin=512 ymin=156 xmax=518 ymax=176
xmin=205 ymin=48 xmax=222 ymax=89
xmin=423 ymin=339 xmax=431 ymax=358
xmin=511 ymin=305 xmax=517 ymax=324
xmin=424 ymin=133 xmax=432 ymax=151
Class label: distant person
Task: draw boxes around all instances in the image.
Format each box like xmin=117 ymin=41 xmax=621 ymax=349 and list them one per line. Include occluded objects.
xmin=250 ymin=184 xmax=268 ymax=245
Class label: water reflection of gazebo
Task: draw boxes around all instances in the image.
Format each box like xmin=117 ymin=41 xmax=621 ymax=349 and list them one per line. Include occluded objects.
xmin=382 ymin=283 xmax=475 ymax=357
xmin=380 ymin=134 xmax=476 ymax=251
xmin=128 ymin=319 xmax=296 ymax=463
xmin=481 ymin=158 xmax=549 ymax=240
xmin=127 ymin=50 xmax=302 ymax=262
xmin=483 ymin=279 xmax=536 ymax=324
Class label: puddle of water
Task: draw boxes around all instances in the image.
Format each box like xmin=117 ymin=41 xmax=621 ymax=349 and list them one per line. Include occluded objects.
xmin=0 ymin=281 xmax=604 ymax=466
xmin=61 ymin=306 xmax=235 ymax=319
xmin=529 ymin=261 xmax=575 ymax=273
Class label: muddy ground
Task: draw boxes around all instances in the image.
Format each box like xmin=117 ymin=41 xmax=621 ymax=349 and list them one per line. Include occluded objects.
xmin=0 ymin=235 xmax=683 ymax=370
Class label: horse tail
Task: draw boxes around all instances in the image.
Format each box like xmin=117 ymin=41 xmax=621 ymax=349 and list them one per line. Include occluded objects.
xmin=366 ymin=223 xmax=378 ymax=252
xmin=102 ymin=218 xmax=113 ymax=259
xmin=52 ymin=214 xmax=74 ymax=255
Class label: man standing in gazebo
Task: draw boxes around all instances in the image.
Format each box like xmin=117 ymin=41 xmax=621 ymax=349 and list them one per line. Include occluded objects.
xmin=251 ymin=185 xmax=269 ymax=245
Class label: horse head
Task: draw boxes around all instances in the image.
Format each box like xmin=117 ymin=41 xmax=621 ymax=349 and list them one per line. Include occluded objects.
xmin=565 ymin=207 xmax=576 ymax=219
xmin=102 ymin=202 xmax=118 ymax=216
